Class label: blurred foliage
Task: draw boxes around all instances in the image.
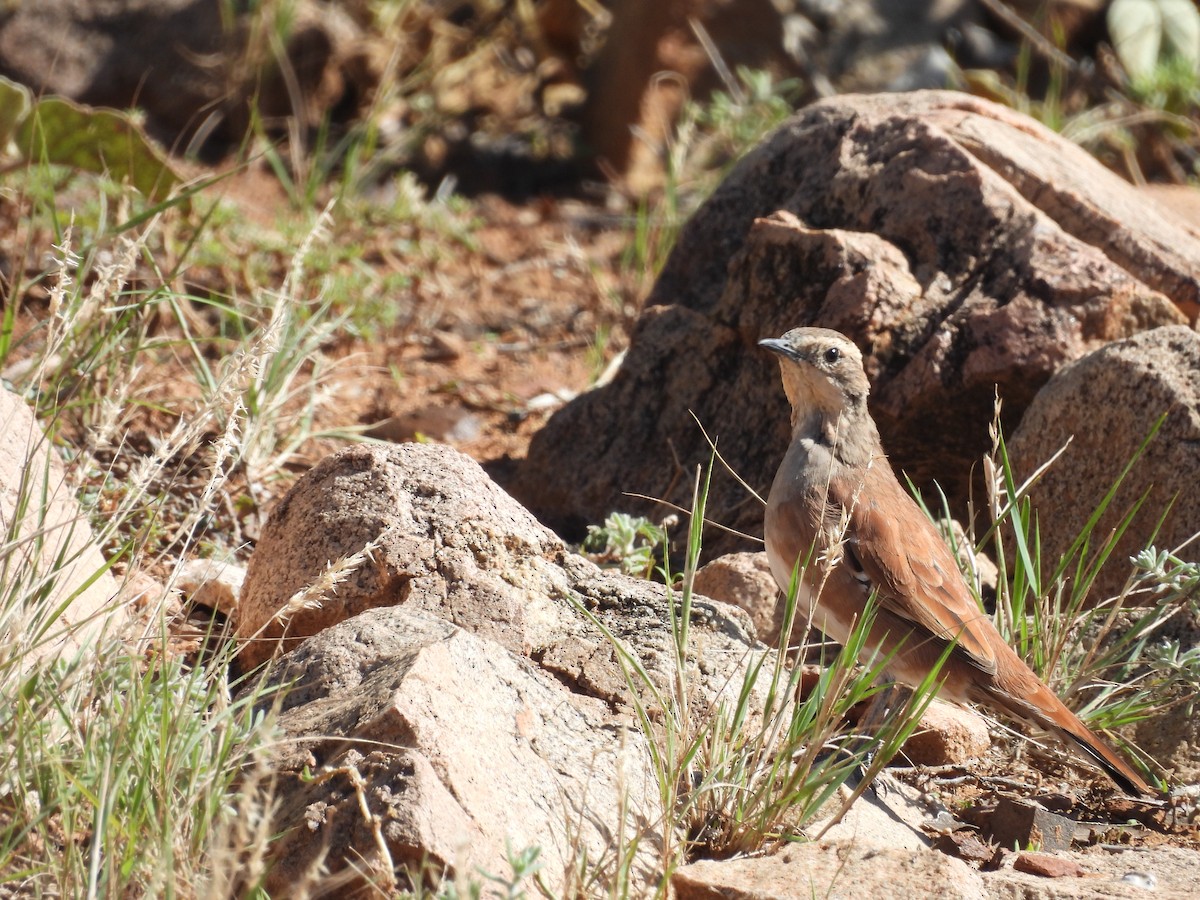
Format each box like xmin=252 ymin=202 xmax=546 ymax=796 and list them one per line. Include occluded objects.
xmin=0 ymin=76 xmax=180 ymax=201
xmin=1108 ymin=0 xmax=1200 ymax=87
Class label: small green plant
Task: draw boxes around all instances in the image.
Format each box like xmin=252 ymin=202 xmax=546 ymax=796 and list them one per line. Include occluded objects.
xmin=1126 ymin=54 xmax=1200 ymax=113
xmin=1142 ymin=637 xmax=1200 ymax=717
xmin=1086 ymin=547 xmax=1200 ymax=724
xmin=480 ymin=843 xmax=544 ymax=899
xmin=1108 ymin=0 xmax=1200 ymax=105
xmin=582 ymin=512 xmax=671 ymax=580
xmin=679 ymin=66 xmax=801 ymax=179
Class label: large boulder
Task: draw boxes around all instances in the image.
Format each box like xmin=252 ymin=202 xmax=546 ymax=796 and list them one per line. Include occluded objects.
xmin=508 ymin=91 xmax=1194 ymax=557
xmin=1007 ymin=325 xmax=1200 ymax=602
xmin=237 ymin=442 xmax=772 ymax=893
xmin=260 ymin=608 xmax=660 ymax=896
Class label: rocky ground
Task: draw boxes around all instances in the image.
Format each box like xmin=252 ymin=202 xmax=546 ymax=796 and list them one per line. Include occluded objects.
xmin=3 ymin=1 xmax=1200 ymax=898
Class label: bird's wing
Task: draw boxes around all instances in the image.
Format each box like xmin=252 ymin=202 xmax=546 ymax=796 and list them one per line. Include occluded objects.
xmin=830 ymin=460 xmax=999 ymax=675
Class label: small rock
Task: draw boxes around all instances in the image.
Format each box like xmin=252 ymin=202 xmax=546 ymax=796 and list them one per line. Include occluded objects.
xmin=983 ymin=797 xmax=1076 ymax=853
xmin=693 ymin=551 xmax=779 ymax=642
xmin=176 ymin=556 xmax=245 ymax=618
xmin=902 ymin=700 xmax=992 ymax=767
xmin=672 ymin=841 xmax=988 ymax=900
xmin=932 ymin=830 xmax=1002 ymax=868
xmin=236 ymin=442 xmax=570 ymax=667
xmin=237 ymin=442 xmax=778 ymax=893
xmin=986 ymin=844 xmax=1200 ymax=895
xmin=117 ymin=569 xmax=170 ymax=615
xmin=364 ymin=404 xmax=482 ymax=444
xmin=1013 ymin=851 xmax=1086 ymax=878
xmin=423 ymin=331 xmax=466 ymax=361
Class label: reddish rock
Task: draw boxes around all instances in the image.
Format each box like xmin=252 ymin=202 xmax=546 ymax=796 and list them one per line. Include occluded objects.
xmin=933 ymin=830 xmax=1003 ymax=868
xmin=236 ymin=441 xmax=575 ymax=669
xmin=262 ymin=611 xmax=658 ymax=896
xmin=902 ymin=700 xmax=992 ymax=767
xmin=1013 ymin=851 xmax=1087 ymax=878
xmin=989 ymin=845 xmax=1197 ymax=895
xmin=693 ymin=551 xmax=779 ymax=642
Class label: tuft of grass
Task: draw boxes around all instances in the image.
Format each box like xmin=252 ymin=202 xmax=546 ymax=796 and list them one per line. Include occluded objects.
xmin=932 ymin=401 xmax=1192 ymax=785
xmin=0 ymin=402 xmax=285 ymax=896
xmin=0 ymin=148 xmax=360 ymax=894
xmin=0 ymin=627 xmax=282 ymax=897
xmin=979 ymin=410 xmax=1164 ymax=684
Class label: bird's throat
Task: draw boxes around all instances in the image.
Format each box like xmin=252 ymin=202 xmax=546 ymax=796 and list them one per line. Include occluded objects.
xmin=793 ymin=403 xmax=877 ymax=471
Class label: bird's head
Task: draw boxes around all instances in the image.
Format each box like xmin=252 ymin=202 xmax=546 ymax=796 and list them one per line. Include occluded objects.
xmin=758 ymin=327 xmax=871 ymax=425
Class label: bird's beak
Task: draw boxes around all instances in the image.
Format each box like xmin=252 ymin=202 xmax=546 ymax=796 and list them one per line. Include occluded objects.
xmin=758 ymin=337 xmax=795 ymax=360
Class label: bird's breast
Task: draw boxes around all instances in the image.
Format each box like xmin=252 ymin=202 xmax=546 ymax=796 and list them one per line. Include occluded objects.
xmin=764 ymin=437 xmax=849 ymax=634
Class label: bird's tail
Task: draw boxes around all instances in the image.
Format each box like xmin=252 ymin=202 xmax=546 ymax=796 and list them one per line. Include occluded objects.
xmin=984 ymin=675 xmax=1154 ymax=798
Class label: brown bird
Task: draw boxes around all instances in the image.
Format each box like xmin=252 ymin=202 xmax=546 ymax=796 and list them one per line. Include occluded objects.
xmin=760 ymin=326 xmax=1152 ymax=796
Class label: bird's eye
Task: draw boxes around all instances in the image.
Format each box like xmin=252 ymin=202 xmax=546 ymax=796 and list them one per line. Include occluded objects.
xmin=823 ymin=346 xmax=841 ymax=364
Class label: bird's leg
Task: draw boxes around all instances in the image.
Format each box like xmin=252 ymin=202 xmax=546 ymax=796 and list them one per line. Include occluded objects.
xmin=848 ymin=680 xmax=916 ymax=797
xmin=857 ymin=680 xmax=915 ymax=734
